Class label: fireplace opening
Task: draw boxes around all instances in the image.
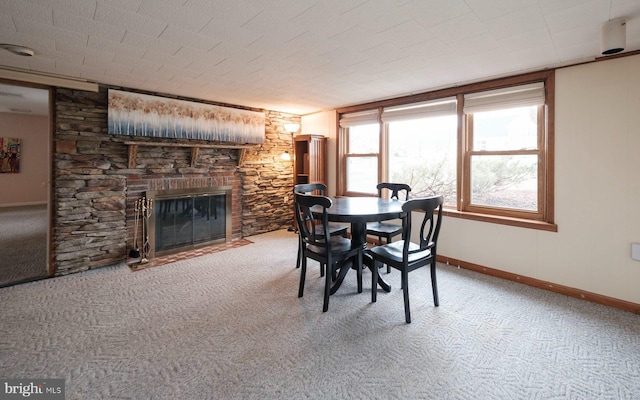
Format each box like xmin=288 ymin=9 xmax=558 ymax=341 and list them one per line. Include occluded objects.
xmin=147 ymin=187 xmax=232 ymax=258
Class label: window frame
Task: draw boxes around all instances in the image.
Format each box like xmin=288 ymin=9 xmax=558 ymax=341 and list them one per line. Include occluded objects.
xmin=343 ymin=153 xmax=380 ymax=196
xmin=340 ymin=111 xmax=383 ymax=197
xmin=463 ymin=106 xmax=545 ymax=220
xmin=336 ymin=70 xmax=556 ymax=232
xmin=385 ymin=112 xmax=459 ymax=207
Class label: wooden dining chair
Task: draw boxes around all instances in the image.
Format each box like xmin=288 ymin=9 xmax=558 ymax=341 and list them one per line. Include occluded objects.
xmin=366 ymin=182 xmax=411 ymax=272
xmin=367 ymin=195 xmax=443 ymax=323
xmin=294 ymin=193 xmax=362 ymax=312
xmin=293 ymin=183 xmax=348 ymax=273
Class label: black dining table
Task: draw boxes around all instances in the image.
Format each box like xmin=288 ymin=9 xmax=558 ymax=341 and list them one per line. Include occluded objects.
xmin=312 ymin=196 xmax=405 ymax=294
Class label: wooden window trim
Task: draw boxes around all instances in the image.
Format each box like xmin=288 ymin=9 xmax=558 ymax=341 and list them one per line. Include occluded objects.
xmin=343 ymin=153 xmax=380 ymax=197
xmin=463 ymin=105 xmax=546 ymax=221
xmin=441 ymin=208 xmax=558 ymax=232
xmin=336 ymin=69 xmax=556 ymax=229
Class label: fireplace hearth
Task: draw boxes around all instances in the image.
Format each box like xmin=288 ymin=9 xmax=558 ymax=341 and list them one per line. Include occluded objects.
xmin=146 ymin=187 xmax=232 ymax=258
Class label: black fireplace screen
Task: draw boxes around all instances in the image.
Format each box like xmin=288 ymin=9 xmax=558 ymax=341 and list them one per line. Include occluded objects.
xmin=154 ymin=194 xmax=226 ymax=253
xmin=147 ymin=186 xmax=232 ymax=257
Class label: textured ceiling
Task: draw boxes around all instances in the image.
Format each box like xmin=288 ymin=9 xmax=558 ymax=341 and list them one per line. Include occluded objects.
xmin=0 ymin=0 xmax=639 ymax=115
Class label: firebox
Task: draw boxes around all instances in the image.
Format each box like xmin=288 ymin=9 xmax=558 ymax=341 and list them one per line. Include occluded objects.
xmin=146 ymin=186 xmax=232 ymax=258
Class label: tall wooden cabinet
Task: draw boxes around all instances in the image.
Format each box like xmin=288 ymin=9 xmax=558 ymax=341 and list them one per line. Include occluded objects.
xmin=294 ymin=134 xmax=327 ymax=186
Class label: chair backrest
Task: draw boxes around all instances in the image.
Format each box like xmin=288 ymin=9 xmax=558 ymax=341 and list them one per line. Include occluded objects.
xmin=376 ymin=182 xmax=411 ymax=201
xmin=401 ymin=195 xmax=443 ymax=260
xmin=294 ymin=183 xmax=327 ymax=196
xmin=294 ymin=192 xmax=332 ymax=250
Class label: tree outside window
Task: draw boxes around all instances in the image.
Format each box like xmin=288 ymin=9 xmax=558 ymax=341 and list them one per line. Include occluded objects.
xmin=467 ymin=106 xmax=540 ymax=212
xmin=388 ymin=115 xmax=457 ymax=206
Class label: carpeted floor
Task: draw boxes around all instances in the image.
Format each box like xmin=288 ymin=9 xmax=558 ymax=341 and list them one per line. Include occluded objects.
xmin=0 ymin=204 xmax=48 ymax=286
xmin=0 ymin=229 xmax=639 ymax=399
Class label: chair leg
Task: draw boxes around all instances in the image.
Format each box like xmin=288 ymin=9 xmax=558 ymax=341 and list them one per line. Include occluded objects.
xmin=356 ymin=251 xmax=363 ymax=294
xmin=371 ymin=259 xmax=378 ymax=303
xmin=323 ymin=263 xmax=332 ymax=312
xmin=320 ymin=262 xmax=325 ymax=277
xmin=298 ymin=257 xmax=307 ymax=298
xmin=402 ymin=269 xmax=411 ymax=323
xmin=430 ymin=260 xmax=439 ymax=307
xmin=386 ymin=235 xmax=391 ymax=273
xmin=296 ymin=237 xmax=302 ymax=269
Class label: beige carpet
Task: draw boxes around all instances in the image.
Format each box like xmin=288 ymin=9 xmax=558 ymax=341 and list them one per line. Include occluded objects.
xmin=0 ymin=204 xmax=48 ymax=287
xmin=0 ymin=229 xmax=639 ymax=399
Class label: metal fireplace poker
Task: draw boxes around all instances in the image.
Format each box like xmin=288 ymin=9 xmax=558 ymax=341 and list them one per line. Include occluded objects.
xmin=128 ymin=199 xmax=141 ymax=259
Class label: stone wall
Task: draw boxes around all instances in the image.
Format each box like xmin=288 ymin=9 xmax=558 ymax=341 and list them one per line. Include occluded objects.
xmin=123 ymin=147 xmax=242 ymax=258
xmin=239 ymin=111 xmax=296 ymax=236
xmin=53 ymin=85 xmax=297 ymax=276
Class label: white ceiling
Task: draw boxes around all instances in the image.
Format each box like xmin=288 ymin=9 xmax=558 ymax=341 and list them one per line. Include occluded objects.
xmin=0 ymin=0 xmax=639 ymax=115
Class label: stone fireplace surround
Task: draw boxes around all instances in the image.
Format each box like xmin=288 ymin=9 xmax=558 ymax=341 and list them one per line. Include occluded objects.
xmin=125 ymin=159 xmax=240 ymax=261
xmin=53 ymin=86 xmax=298 ymax=277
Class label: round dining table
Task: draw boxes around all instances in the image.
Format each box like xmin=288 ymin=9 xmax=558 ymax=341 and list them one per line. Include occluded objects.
xmin=312 ymin=196 xmax=406 ymax=294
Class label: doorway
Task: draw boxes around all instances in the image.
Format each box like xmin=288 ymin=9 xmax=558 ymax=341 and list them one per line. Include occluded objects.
xmin=0 ymin=82 xmax=51 ymax=286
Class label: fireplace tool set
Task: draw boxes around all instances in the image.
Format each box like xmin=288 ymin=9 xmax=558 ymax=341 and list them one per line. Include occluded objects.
xmin=129 ymin=197 xmax=153 ymax=264
xmin=140 ymin=197 xmax=153 ymax=263
xmin=128 ymin=199 xmax=141 ymax=259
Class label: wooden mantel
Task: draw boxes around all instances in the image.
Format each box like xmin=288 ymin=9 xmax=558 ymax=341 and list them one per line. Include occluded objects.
xmin=124 ymin=141 xmax=257 ymax=168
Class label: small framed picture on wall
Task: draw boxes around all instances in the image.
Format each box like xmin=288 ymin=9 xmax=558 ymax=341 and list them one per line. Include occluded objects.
xmin=0 ymin=137 xmax=20 ymax=173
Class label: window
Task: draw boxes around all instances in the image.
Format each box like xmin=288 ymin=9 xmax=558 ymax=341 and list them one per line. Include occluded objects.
xmin=340 ymin=110 xmax=380 ymax=195
xmin=337 ymin=71 xmax=555 ymax=231
xmin=466 ymin=107 xmax=539 ymax=211
xmin=383 ymin=98 xmax=458 ymax=206
xmin=346 ymin=124 xmax=379 ymax=194
xmin=387 ymin=116 xmax=458 ymax=206
xmin=463 ymin=83 xmax=546 ymax=220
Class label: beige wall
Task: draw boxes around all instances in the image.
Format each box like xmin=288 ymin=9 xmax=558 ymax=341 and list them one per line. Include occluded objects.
xmin=441 ymin=54 xmax=640 ymax=304
xmin=301 ymin=111 xmax=337 ymax=196
xmin=0 ymin=113 xmax=49 ymax=206
xmin=305 ymin=54 xmax=640 ymax=305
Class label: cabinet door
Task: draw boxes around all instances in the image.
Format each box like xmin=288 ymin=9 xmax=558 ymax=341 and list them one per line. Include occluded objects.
xmin=308 ymin=137 xmax=327 ymax=184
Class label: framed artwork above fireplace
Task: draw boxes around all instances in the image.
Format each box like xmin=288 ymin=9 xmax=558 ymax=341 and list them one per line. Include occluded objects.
xmin=107 ymin=89 xmax=265 ymax=144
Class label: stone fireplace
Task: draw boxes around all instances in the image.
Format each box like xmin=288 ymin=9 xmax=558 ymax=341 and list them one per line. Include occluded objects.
xmin=147 ymin=186 xmax=232 ymax=258
xmin=52 ymin=86 xmax=297 ymax=277
xmin=124 ymin=144 xmax=243 ymax=263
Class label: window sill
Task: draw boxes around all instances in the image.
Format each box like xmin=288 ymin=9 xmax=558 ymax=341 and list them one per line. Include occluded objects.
xmin=441 ymin=209 xmax=558 ymax=232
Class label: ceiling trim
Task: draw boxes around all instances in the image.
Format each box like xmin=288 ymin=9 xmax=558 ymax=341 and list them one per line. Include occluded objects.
xmin=0 ymin=68 xmax=99 ymax=92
